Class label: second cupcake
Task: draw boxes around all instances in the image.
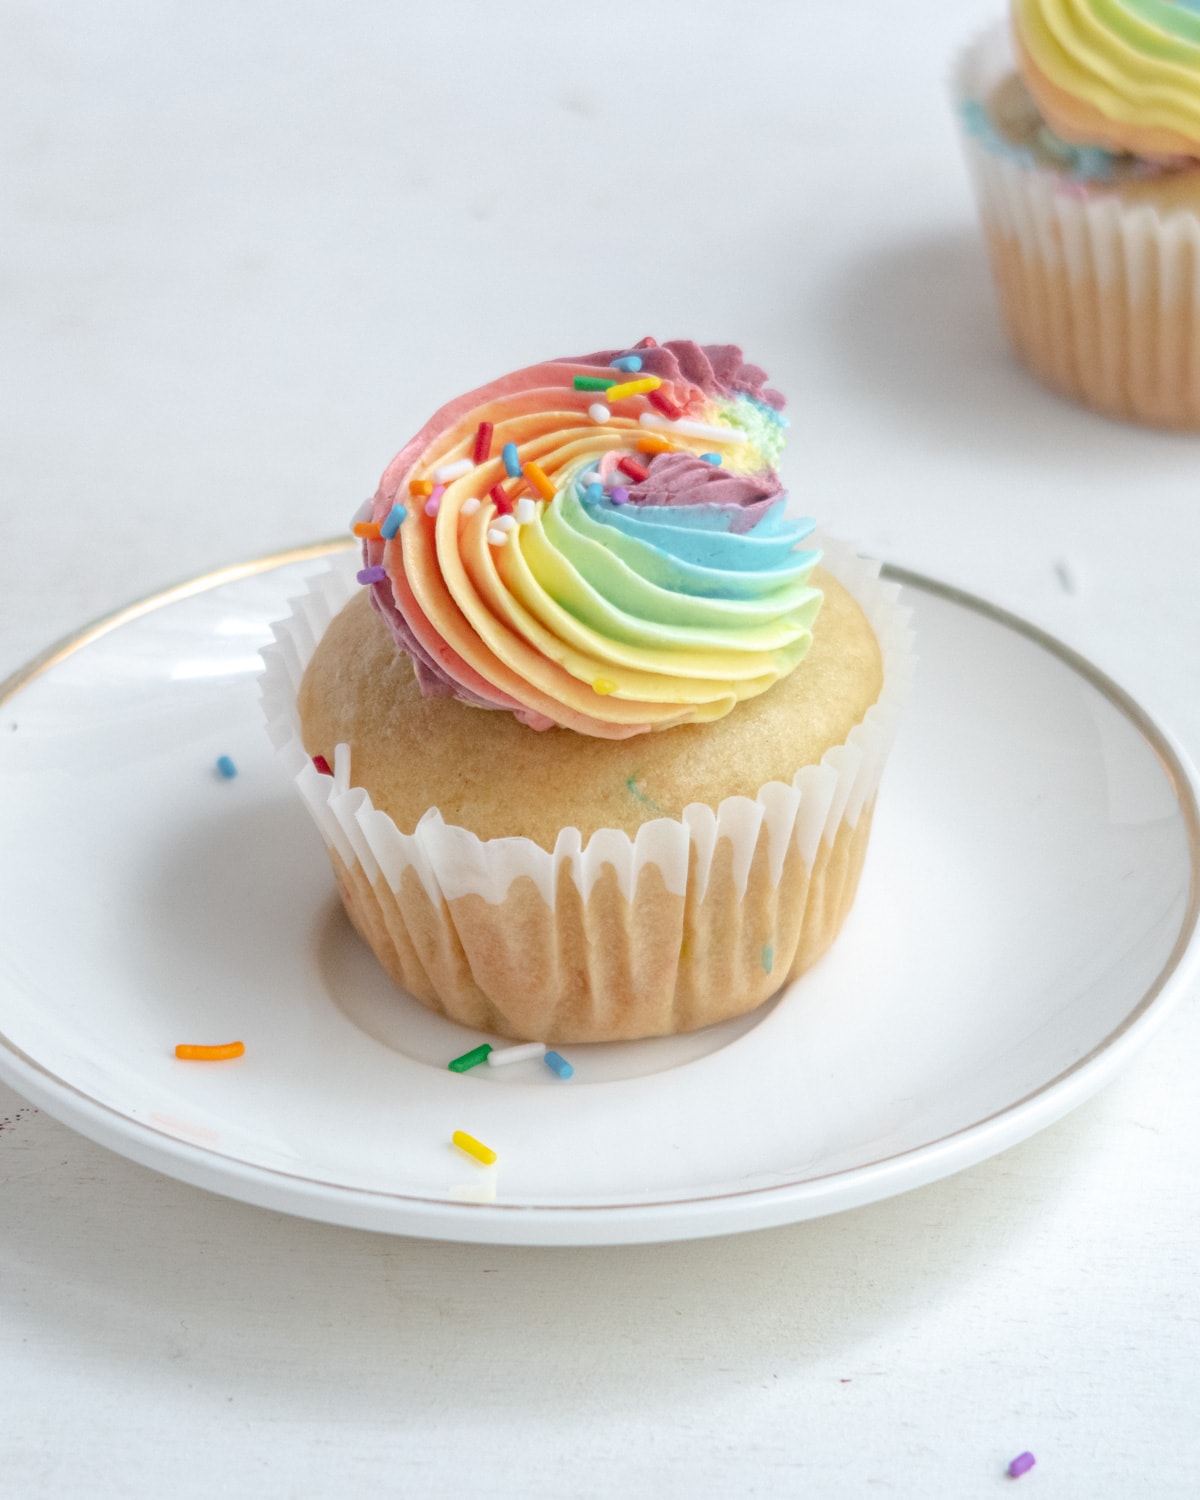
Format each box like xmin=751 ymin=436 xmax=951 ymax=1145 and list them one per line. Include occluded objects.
xmin=955 ymin=4 xmax=1200 ymax=429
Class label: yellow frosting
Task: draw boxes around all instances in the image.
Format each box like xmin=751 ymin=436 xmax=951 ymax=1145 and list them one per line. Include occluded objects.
xmin=1014 ymin=0 xmax=1200 ymax=155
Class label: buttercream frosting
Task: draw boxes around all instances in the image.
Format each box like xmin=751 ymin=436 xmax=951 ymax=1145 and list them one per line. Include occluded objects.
xmin=359 ymin=341 xmax=822 ymax=739
xmin=1013 ymin=0 xmax=1200 ymax=156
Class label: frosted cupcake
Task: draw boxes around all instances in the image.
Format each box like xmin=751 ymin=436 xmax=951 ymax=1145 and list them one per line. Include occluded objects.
xmin=261 ymin=340 xmax=912 ymax=1043
xmin=955 ymin=3 xmax=1200 ymax=428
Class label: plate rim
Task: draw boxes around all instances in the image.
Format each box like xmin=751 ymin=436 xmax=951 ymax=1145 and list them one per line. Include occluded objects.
xmin=0 ymin=541 xmax=1196 ymax=1245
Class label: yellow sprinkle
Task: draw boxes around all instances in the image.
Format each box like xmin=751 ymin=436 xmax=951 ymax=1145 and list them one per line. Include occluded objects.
xmin=636 ymin=435 xmax=677 ymax=455
xmin=452 ymin=1129 xmax=497 ymax=1166
xmin=606 ymin=376 xmax=662 ymax=401
xmin=522 ymin=462 xmax=556 ymax=502
xmin=592 ymin=678 xmax=618 ymax=695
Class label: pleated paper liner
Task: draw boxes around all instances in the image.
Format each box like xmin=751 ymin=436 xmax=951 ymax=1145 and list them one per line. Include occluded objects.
xmin=955 ymin=23 xmax=1200 ymax=430
xmin=260 ymin=536 xmax=914 ymax=1042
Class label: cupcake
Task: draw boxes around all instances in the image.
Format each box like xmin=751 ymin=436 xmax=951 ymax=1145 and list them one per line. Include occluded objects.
xmin=261 ymin=340 xmax=912 ymax=1043
xmin=955 ymin=4 xmax=1200 ymax=429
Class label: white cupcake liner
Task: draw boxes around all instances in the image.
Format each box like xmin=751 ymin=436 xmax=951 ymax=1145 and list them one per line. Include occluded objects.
xmin=953 ymin=23 xmax=1200 ymax=428
xmin=259 ymin=536 xmax=915 ymax=913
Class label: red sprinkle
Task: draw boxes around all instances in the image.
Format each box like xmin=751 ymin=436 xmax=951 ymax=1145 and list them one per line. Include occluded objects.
xmin=647 ymin=388 xmax=683 ymax=421
xmin=489 ymin=484 xmax=513 ymax=515
xmin=312 ymin=754 xmax=333 ymax=777
xmin=473 ymin=421 xmax=493 ymax=464
xmin=636 ymin=335 xmax=658 ymax=348
xmin=617 ymin=456 xmax=649 ymax=483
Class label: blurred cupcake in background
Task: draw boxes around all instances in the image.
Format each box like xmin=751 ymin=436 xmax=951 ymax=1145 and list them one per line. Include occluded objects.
xmin=954 ymin=2 xmax=1200 ymax=429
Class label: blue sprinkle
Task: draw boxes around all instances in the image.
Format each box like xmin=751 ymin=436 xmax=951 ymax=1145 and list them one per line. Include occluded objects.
xmin=380 ymin=502 xmax=407 ymax=539
xmin=357 ymin=565 xmax=387 ymax=584
xmin=610 ymin=354 xmax=643 ymax=373
xmin=216 ymin=755 xmax=238 ymax=780
xmin=700 ymin=452 xmax=722 ymax=465
xmin=544 ymin=1050 xmax=574 ymax=1080
xmin=502 ymin=442 xmax=521 ymax=478
xmin=585 ymin=482 xmax=603 ymax=504
xmin=761 ymin=944 xmax=773 ymax=974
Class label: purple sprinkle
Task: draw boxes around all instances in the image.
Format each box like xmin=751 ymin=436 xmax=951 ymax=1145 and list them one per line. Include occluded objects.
xmin=1007 ymin=1452 xmax=1036 ymax=1479
xmin=610 ymin=486 xmax=630 ymax=506
xmin=357 ymin=566 xmax=387 ymax=584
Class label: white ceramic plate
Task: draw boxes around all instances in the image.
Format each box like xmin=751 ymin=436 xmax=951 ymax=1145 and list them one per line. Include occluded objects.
xmin=0 ymin=543 xmax=1196 ymax=1245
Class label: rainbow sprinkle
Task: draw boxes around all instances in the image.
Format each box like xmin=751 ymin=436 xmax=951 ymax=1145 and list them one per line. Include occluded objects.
xmin=473 ymin=421 xmax=493 ymax=464
xmin=574 ymin=374 xmax=615 ymax=391
xmin=357 ymin=565 xmax=387 ymax=584
xmin=175 ymin=1041 xmax=245 ymax=1062
xmin=381 ymin=503 xmax=406 ymax=538
xmin=523 ymin=462 xmax=556 ymax=502
xmin=452 ymin=1130 xmax=497 ymax=1165
xmin=544 ymin=1050 xmax=574 ymax=1080
xmin=449 ymin=1043 xmax=493 ymax=1073
xmin=606 ymin=376 xmax=661 ymax=402
xmin=215 ymin=755 xmax=237 ymax=779
xmin=489 ymin=483 xmax=513 ymax=514
xmin=312 ymin=754 xmax=332 ymax=776
xmin=502 ymin=441 xmax=521 ymax=477
xmin=617 ymin=456 xmax=648 ymax=483
xmin=352 ymin=520 xmax=382 ymax=539
xmin=588 ymin=403 xmax=610 ymax=424
xmin=1007 ymin=1453 xmax=1036 ymax=1479
xmin=410 ymin=479 xmax=433 ymax=498
xmin=610 ymin=354 xmax=643 ymax=372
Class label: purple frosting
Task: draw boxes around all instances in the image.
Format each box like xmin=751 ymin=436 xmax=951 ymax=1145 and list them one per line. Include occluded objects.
xmin=563 ymin=339 xmax=786 ymax=411
xmin=627 ymin=452 xmax=783 ymax=534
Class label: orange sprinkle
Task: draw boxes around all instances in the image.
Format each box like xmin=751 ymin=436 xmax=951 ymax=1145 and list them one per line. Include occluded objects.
xmin=409 ymin=479 xmax=434 ymax=498
xmin=636 ymin=435 xmax=677 ymax=455
xmin=607 ymin=376 xmax=662 ymax=402
xmin=352 ymin=521 xmax=382 ymax=539
xmin=523 ymin=462 xmax=556 ymax=502
xmin=175 ymin=1041 xmax=245 ymax=1062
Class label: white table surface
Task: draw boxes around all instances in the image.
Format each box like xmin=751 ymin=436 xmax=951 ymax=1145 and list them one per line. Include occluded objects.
xmin=2 ymin=2 xmax=1198 ymax=1495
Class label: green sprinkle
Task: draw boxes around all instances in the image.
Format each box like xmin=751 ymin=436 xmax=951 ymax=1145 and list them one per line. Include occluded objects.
xmin=761 ymin=944 xmax=774 ymax=974
xmin=625 ymin=773 xmax=663 ymax=813
xmin=448 ymin=1043 xmax=493 ymax=1073
xmin=573 ymin=375 xmax=616 ymax=391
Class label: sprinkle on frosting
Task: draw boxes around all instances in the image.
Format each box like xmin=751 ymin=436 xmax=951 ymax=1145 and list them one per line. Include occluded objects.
xmin=358 ymin=340 xmax=822 ymax=739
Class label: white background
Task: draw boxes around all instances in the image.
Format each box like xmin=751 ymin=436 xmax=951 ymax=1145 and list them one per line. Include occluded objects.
xmin=2 ymin=2 xmax=1199 ymax=1495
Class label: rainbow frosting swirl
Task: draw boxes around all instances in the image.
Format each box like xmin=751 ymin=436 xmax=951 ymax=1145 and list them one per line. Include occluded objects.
xmin=357 ymin=340 xmax=822 ymax=739
xmin=1014 ymin=0 xmax=1200 ymax=156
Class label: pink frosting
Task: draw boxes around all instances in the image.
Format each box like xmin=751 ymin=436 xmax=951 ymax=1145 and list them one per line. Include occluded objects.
xmin=565 ymin=337 xmax=785 ymax=410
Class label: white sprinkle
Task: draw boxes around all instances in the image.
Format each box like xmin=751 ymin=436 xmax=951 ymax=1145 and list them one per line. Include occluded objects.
xmin=432 ymin=457 xmax=473 ymax=482
xmin=588 ymin=403 xmax=611 ymax=424
xmin=639 ymin=411 xmax=746 ymax=444
xmin=581 ymin=470 xmax=601 ymax=486
xmin=515 ymin=496 xmax=537 ymax=525
xmin=351 ymin=497 xmax=374 ymax=527
xmin=486 ymin=527 xmax=508 ymax=546
xmin=461 ymin=496 xmax=481 ymax=516
xmin=494 ymin=514 xmax=517 ymax=532
xmin=487 ymin=1042 xmax=547 ymax=1067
